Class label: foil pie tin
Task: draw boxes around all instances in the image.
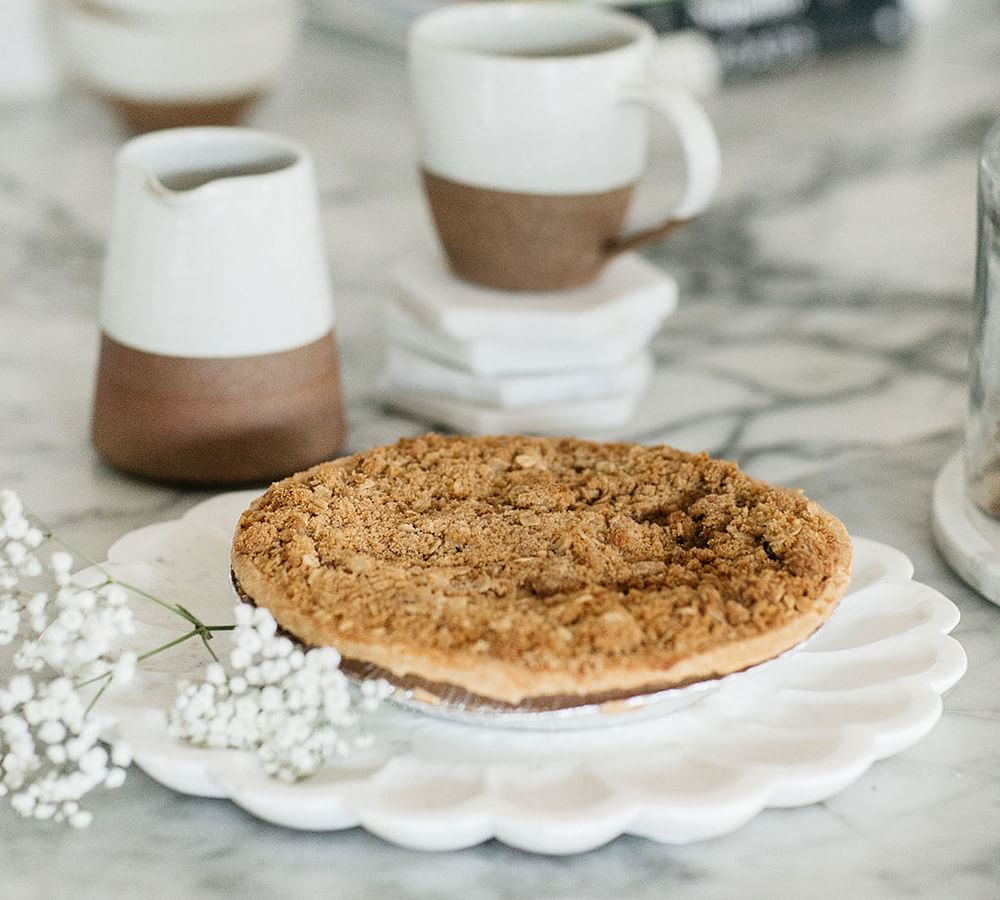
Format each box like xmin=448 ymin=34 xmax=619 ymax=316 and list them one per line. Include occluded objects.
xmin=345 ymin=630 xmax=819 ymax=732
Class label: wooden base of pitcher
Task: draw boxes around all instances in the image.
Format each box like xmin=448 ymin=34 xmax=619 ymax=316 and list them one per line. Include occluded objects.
xmin=105 ymin=91 xmax=262 ymax=134
xmin=91 ymin=331 xmax=345 ymax=486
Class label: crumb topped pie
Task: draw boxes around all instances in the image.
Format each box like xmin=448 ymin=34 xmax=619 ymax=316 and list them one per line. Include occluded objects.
xmin=231 ymin=435 xmax=852 ymax=709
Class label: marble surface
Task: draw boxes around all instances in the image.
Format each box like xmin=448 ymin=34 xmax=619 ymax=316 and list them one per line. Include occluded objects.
xmin=1 ymin=4 xmax=999 ymax=898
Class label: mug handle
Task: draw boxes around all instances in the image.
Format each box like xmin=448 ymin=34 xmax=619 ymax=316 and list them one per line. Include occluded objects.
xmin=605 ymin=85 xmax=721 ymax=257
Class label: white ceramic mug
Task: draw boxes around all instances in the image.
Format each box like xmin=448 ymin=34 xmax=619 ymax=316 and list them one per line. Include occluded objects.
xmin=52 ymin=0 xmax=298 ymax=132
xmin=92 ymin=127 xmax=345 ymax=484
xmin=409 ymin=1 xmax=721 ymax=291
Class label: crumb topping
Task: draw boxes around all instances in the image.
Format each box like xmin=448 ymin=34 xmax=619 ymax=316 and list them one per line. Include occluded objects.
xmin=232 ymin=435 xmax=850 ymax=678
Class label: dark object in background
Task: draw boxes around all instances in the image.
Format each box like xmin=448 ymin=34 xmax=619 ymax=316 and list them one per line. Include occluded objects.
xmin=623 ymin=0 xmax=911 ymax=79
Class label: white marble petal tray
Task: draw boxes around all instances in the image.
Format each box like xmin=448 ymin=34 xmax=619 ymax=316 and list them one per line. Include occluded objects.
xmin=102 ymin=493 xmax=966 ymax=854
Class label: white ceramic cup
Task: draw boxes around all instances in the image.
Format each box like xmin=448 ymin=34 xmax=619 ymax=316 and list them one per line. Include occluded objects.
xmin=409 ymin=1 xmax=721 ymax=291
xmin=52 ymin=0 xmax=298 ymax=131
xmin=92 ymin=127 xmax=345 ymax=484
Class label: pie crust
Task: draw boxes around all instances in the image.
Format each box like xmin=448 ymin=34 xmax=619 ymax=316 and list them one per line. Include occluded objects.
xmin=231 ymin=435 xmax=852 ymax=708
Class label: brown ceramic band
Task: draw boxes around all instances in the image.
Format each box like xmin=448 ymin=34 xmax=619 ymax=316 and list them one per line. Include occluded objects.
xmin=106 ymin=94 xmax=262 ymax=133
xmin=92 ymin=331 xmax=345 ymax=485
xmin=422 ymin=169 xmax=695 ymax=291
xmin=422 ymin=169 xmax=636 ymax=292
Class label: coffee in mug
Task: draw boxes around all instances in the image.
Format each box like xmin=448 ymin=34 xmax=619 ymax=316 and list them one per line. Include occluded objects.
xmin=409 ymin=1 xmax=721 ymax=292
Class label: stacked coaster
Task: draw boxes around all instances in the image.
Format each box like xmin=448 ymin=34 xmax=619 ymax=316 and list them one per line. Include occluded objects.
xmin=381 ymin=252 xmax=677 ymax=434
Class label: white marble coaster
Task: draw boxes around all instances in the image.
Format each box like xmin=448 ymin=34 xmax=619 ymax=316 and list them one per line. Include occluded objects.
xmin=385 ymin=299 xmax=663 ymax=376
xmin=381 ymin=381 xmax=646 ymax=435
xmin=391 ymin=251 xmax=678 ymax=341
xmin=383 ymin=345 xmax=653 ymax=410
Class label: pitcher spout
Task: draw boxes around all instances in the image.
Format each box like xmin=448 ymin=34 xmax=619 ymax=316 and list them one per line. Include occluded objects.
xmin=118 ymin=126 xmax=304 ymax=200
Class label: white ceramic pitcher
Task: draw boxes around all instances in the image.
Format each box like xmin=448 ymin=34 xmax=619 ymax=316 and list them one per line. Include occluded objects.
xmin=92 ymin=127 xmax=345 ymax=484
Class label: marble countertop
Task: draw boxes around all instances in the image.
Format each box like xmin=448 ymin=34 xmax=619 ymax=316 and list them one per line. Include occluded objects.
xmin=2 ymin=4 xmax=999 ymax=898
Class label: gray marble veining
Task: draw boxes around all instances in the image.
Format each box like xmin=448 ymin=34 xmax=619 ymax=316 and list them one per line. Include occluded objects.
xmin=1 ymin=4 xmax=999 ymax=898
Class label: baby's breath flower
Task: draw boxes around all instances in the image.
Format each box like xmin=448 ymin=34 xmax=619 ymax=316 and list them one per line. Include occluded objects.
xmin=169 ymin=604 xmax=391 ymax=781
xmin=0 ymin=671 xmax=122 ymax=827
xmin=111 ymin=652 xmax=137 ymax=687
xmin=49 ymin=552 xmax=73 ymax=576
xmin=0 ymin=487 xmax=388 ymax=828
xmin=0 ymin=491 xmax=142 ymax=828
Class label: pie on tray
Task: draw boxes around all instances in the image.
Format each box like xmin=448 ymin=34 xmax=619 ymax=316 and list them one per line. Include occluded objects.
xmin=231 ymin=435 xmax=852 ymax=710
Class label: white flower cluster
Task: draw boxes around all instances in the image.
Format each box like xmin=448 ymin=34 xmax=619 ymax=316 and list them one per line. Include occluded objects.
xmin=0 ymin=675 xmax=131 ymax=828
xmin=1 ymin=488 xmax=393 ymax=827
xmin=0 ymin=489 xmax=136 ymax=826
xmin=169 ymin=604 xmax=392 ymax=782
xmin=0 ymin=489 xmax=45 ymax=644
xmin=12 ymin=576 xmax=136 ymax=685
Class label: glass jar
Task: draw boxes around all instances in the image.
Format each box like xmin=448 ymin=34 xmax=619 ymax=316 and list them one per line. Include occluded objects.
xmin=967 ymin=121 xmax=1000 ymax=515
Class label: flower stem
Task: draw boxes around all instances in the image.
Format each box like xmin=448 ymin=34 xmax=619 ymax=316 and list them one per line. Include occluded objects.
xmin=112 ymin=578 xmax=192 ymax=620
xmin=84 ymin=676 xmax=111 ymax=717
xmin=137 ymin=628 xmax=201 ymax=661
xmin=198 ymin=632 xmax=219 ymax=663
xmin=75 ymin=622 xmax=235 ymax=706
xmin=25 ymin=504 xmax=234 ymax=661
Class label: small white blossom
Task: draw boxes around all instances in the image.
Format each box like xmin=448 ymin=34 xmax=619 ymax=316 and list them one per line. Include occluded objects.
xmin=6 ymin=542 xmax=27 ymax=566
xmin=110 ymin=742 xmax=132 ymax=768
xmin=111 ymin=652 xmax=137 ymax=687
xmin=68 ymin=810 xmax=93 ymax=829
xmin=9 ymin=675 xmax=34 ymax=705
xmin=49 ymin=552 xmax=73 ymax=575
xmin=0 ymin=599 xmax=20 ymax=645
xmin=37 ymin=721 xmax=66 ymax=744
xmin=13 ymin=640 xmax=44 ymax=672
xmin=104 ymin=585 xmax=128 ymax=607
xmin=104 ymin=768 xmax=127 ymax=790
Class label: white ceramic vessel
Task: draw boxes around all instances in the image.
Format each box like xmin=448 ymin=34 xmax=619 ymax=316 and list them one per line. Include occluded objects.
xmin=96 ymin=493 xmax=967 ymax=853
xmin=409 ymin=1 xmax=721 ymax=291
xmin=92 ymin=127 xmax=345 ymax=484
xmin=410 ymin=1 xmax=719 ymax=206
xmin=52 ymin=0 xmax=299 ymax=129
xmin=101 ymin=126 xmax=333 ymax=359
